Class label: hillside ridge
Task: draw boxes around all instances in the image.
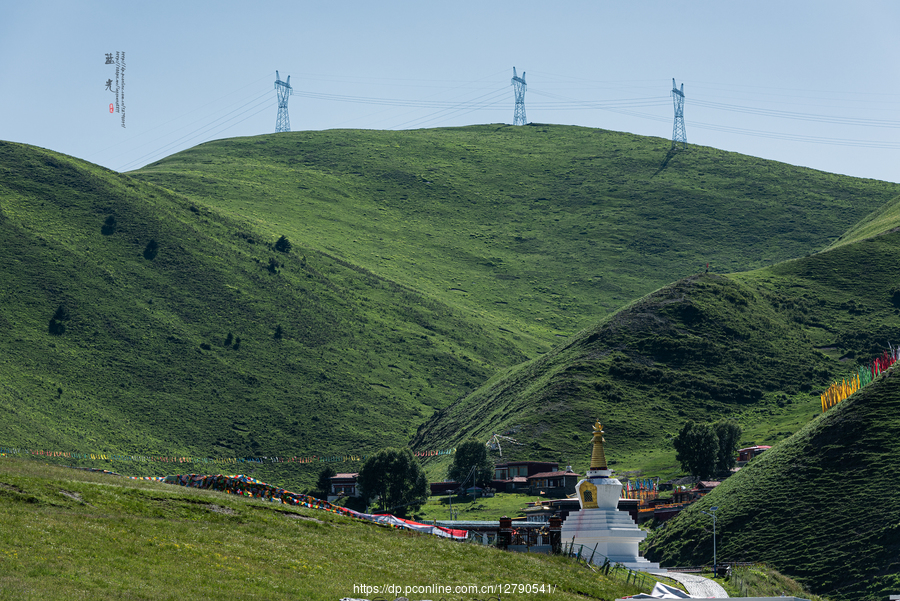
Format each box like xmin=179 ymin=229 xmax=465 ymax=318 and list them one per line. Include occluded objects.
xmin=0 ymin=140 xmax=525 ymax=488
xmin=412 ymin=228 xmax=900 ymax=477
xmin=132 ymin=124 xmax=900 ymax=352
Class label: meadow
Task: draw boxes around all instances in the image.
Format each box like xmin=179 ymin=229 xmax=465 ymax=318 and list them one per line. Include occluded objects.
xmin=0 ymin=456 xmax=643 ymax=601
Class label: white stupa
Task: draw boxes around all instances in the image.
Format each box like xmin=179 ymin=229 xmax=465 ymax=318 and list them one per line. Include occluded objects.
xmin=560 ymin=420 xmax=664 ymax=573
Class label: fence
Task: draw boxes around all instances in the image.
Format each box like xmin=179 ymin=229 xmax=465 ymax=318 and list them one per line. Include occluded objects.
xmin=562 ymin=541 xmax=658 ymax=592
xmin=726 ymin=563 xmax=764 ymax=597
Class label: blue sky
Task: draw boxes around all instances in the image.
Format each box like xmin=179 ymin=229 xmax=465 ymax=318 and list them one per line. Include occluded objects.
xmin=2 ymin=0 xmax=899 ymax=181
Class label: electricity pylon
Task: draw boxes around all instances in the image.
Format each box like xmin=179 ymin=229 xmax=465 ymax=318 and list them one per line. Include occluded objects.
xmin=275 ymin=70 xmax=294 ymax=133
xmin=671 ymin=78 xmax=687 ymax=150
xmin=511 ymin=67 xmax=527 ymax=126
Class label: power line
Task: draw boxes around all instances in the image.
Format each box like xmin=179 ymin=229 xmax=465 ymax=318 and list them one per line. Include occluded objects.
xmin=291 ymin=88 xmax=513 ymax=109
xmin=336 ymin=68 xmax=512 ymax=129
xmin=108 ymin=69 xmax=900 ymax=173
xmin=529 ymin=89 xmax=668 ymax=110
xmin=86 ymin=72 xmax=276 ymax=163
xmin=387 ymin=87 xmax=510 ymax=130
xmin=691 ymin=98 xmax=900 ymax=128
xmin=117 ymin=93 xmax=274 ymax=171
xmin=687 ymin=120 xmax=900 ymax=150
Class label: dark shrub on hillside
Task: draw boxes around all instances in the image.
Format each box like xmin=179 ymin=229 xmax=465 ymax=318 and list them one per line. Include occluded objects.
xmin=143 ymin=239 xmax=159 ymax=260
xmin=48 ymin=304 xmax=70 ymax=336
xmin=274 ymin=235 xmax=292 ymax=253
xmin=317 ymin=466 xmax=336 ymax=498
xmin=101 ymin=215 xmax=116 ymax=235
xmin=52 ymin=305 xmax=70 ymax=321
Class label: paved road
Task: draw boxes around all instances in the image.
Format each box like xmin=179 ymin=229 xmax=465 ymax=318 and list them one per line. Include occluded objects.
xmin=665 ymin=571 xmax=729 ymax=598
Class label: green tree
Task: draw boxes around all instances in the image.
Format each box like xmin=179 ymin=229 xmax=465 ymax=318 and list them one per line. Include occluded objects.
xmin=316 ymin=466 xmax=336 ymax=498
xmin=48 ymin=304 xmax=70 ymax=336
xmin=101 ymin=215 xmax=116 ymax=236
xmin=357 ymin=448 xmax=428 ymax=517
xmin=713 ymin=418 xmax=742 ymax=473
xmin=143 ymin=239 xmax=159 ymax=260
xmin=673 ymin=420 xmax=719 ymax=480
xmin=447 ymin=439 xmax=493 ymax=488
xmin=274 ymin=235 xmax=292 ymax=253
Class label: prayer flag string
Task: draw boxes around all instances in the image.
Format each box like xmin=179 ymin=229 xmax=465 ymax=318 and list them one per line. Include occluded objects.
xmin=821 ymin=345 xmax=899 ymax=412
xmin=0 ymin=446 xmax=456 ymax=466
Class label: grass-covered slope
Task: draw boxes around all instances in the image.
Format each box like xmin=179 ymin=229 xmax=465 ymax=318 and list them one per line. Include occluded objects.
xmin=412 ymin=229 xmax=900 ymax=476
xmin=828 ymin=189 xmax=900 ymax=248
xmin=643 ymin=369 xmax=900 ymax=601
xmin=131 ymin=125 xmax=900 ymax=353
xmin=0 ymin=457 xmax=644 ymax=600
xmin=4 ymin=126 xmax=900 ymax=487
xmin=0 ymin=141 xmax=528 ymax=487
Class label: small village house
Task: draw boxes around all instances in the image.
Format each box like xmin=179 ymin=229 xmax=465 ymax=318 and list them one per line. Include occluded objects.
xmin=327 ymin=472 xmax=360 ymax=502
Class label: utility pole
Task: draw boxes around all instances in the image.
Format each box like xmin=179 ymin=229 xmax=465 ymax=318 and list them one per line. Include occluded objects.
xmin=671 ymin=78 xmax=687 ymax=150
xmin=701 ymin=506 xmax=718 ymax=575
xmin=275 ymin=70 xmax=294 ymax=133
xmin=511 ymin=67 xmax=527 ymax=125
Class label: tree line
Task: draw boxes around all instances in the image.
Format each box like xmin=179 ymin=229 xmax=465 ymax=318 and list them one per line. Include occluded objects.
xmin=315 ymin=440 xmax=491 ymax=517
xmin=673 ymin=418 xmax=742 ymax=480
xmin=314 ymin=423 xmax=743 ymax=517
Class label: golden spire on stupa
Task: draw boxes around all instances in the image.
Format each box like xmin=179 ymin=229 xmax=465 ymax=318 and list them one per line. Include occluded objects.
xmin=590 ymin=420 xmax=608 ymax=471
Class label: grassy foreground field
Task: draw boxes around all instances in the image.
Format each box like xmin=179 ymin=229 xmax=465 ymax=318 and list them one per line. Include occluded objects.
xmin=0 ymin=456 xmax=646 ymax=601
xmin=413 ymin=491 xmax=544 ymax=522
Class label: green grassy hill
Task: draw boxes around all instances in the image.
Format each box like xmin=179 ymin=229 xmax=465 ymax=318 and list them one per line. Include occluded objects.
xmin=0 ymin=140 xmax=529 ymax=488
xmin=828 ymin=189 xmax=900 ymax=248
xmin=643 ymin=368 xmax=900 ymax=601
xmin=411 ymin=228 xmax=900 ymax=477
xmin=3 ymin=125 xmax=900 ymax=488
xmin=131 ymin=125 xmax=900 ymax=354
xmin=0 ymin=456 xmax=645 ymax=600
xmin=4 ymin=126 xmax=899 ymax=601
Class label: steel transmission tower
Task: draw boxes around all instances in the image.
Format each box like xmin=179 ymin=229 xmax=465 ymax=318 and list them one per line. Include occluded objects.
xmin=275 ymin=70 xmax=294 ymax=133
xmin=671 ymin=78 xmax=687 ymax=150
xmin=511 ymin=67 xmax=527 ymax=125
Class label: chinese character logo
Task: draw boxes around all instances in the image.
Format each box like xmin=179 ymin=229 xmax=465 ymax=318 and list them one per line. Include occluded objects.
xmin=105 ymin=53 xmax=114 ymax=64
xmin=105 ymin=79 xmax=113 ymax=91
